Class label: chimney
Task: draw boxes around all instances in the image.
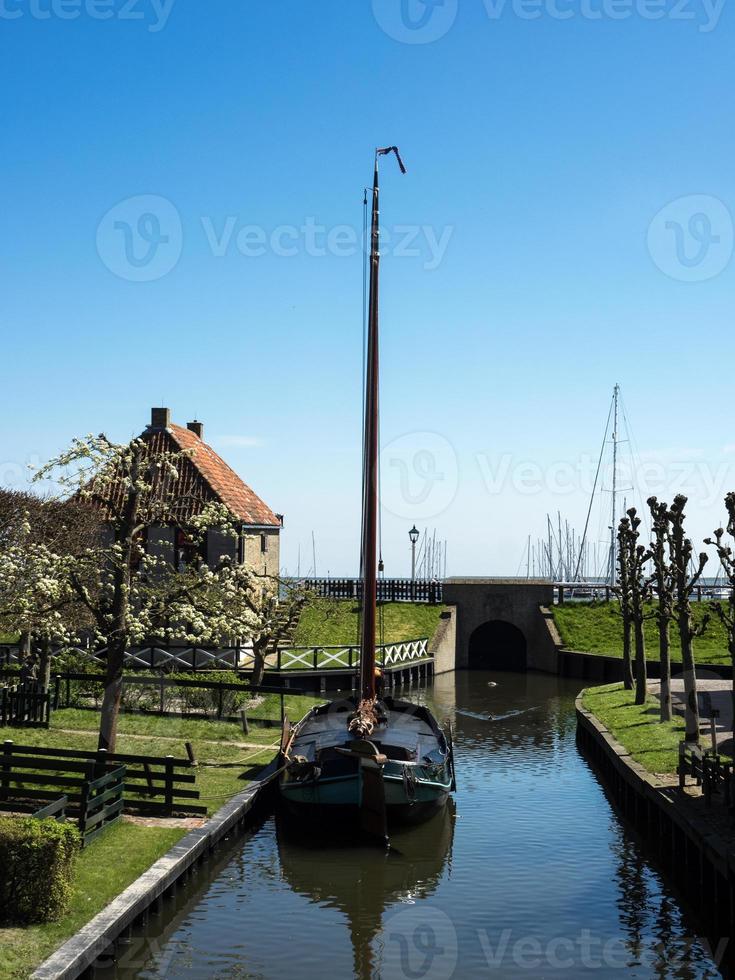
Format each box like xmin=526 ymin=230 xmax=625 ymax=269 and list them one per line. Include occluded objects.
xmin=187 ymin=420 xmax=204 ymax=439
xmin=150 ymin=407 xmax=171 ymax=430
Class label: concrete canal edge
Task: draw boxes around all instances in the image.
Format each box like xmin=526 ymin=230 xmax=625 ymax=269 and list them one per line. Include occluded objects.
xmin=576 ymin=693 xmax=735 ymax=950
xmin=31 ymin=763 xmax=281 ymax=980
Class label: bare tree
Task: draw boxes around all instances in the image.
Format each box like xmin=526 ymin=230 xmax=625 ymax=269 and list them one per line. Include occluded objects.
xmin=704 ymin=491 xmax=735 ymax=745
xmin=614 ymin=515 xmax=634 ymax=691
xmin=668 ymin=494 xmax=708 ymax=745
xmin=647 ymin=497 xmax=675 ymax=722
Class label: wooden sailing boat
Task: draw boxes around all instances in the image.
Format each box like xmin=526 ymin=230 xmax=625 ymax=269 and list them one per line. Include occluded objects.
xmin=279 ymin=148 xmax=456 ymax=841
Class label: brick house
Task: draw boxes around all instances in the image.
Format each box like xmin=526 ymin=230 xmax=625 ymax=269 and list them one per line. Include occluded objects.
xmin=140 ymin=407 xmax=282 ymax=577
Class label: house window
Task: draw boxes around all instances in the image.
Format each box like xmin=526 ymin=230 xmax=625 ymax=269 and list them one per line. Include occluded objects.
xmin=260 ymin=532 xmax=268 ymax=554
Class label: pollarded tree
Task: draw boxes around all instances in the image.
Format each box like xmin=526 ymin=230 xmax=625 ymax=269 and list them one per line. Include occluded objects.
xmin=704 ymin=492 xmax=735 ymax=746
xmin=668 ymin=494 xmax=708 ymax=745
xmin=614 ymin=515 xmax=634 ymax=691
xmin=625 ymin=508 xmax=651 ymax=706
xmin=647 ymin=496 xmax=675 ymax=722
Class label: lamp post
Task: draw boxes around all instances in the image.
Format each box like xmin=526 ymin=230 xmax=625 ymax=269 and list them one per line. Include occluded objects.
xmin=409 ymin=525 xmax=420 ymax=581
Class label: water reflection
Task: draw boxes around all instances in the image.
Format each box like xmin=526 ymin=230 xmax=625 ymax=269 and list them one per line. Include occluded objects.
xmin=116 ymin=670 xmax=724 ymax=979
xmin=276 ymin=802 xmax=455 ymax=979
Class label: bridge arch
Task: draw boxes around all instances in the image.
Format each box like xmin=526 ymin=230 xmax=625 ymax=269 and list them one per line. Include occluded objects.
xmin=468 ymin=619 xmax=527 ymax=671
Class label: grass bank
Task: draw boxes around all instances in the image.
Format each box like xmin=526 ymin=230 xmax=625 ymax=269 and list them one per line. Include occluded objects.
xmin=0 ymin=702 xmax=325 ymax=814
xmin=0 ymin=698 xmax=325 ymax=977
xmin=581 ymin=682 xmax=735 ymax=776
xmin=554 ymin=601 xmax=729 ymax=665
xmin=294 ymin=599 xmax=446 ymax=647
xmin=0 ymin=821 xmax=183 ymax=980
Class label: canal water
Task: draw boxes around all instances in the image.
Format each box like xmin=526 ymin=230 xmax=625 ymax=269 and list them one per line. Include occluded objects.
xmin=114 ymin=671 xmax=724 ymax=979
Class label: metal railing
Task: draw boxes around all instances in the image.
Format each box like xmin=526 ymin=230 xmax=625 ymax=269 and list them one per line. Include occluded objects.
xmin=297 ymin=577 xmax=443 ymax=604
xmin=554 ymin=582 xmax=732 ymax=603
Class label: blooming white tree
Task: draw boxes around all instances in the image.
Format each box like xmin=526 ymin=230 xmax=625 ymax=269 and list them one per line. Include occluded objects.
xmin=35 ymin=434 xmax=295 ymax=750
xmin=0 ymin=490 xmax=98 ymax=689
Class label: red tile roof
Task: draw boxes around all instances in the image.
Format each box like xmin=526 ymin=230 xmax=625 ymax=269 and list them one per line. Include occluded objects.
xmin=141 ymin=424 xmax=281 ymax=527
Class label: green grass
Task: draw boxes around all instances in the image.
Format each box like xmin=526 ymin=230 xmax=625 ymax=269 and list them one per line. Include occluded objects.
xmin=1 ymin=712 xmax=283 ymax=816
xmin=1 ymin=722 xmax=276 ymax=815
xmin=554 ymin=601 xmax=731 ymax=665
xmin=0 ymin=693 xmax=332 ymax=975
xmin=0 ymin=821 xmax=183 ymax=980
xmin=581 ymin=683 xmax=692 ymax=774
xmin=293 ymin=599 xmax=446 ymax=647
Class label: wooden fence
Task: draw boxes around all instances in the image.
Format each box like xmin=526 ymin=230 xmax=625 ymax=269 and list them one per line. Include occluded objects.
xmin=35 ymin=671 xmax=299 ymax=726
xmin=0 ymin=743 xmax=126 ymax=845
xmin=0 ymin=682 xmax=51 ymax=728
xmin=678 ymin=742 xmax=735 ymax=815
xmin=273 ymin=638 xmax=430 ymax=672
xmin=78 ymin=765 xmax=126 ymax=846
xmin=0 ymin=741 xmax=204 ymax=819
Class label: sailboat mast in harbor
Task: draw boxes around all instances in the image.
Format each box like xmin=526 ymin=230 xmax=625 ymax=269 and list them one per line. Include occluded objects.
xmin=354 ymin=146 xmax=406 ymax=732
xmin=279 ymin=147 xmax=454 ymax=839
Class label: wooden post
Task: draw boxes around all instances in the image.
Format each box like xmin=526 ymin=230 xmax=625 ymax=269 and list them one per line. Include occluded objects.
xmin=159 ymin=674 xmax=165 ymax=715
xmin=240 ymin=709 xmax=249 ymax=735
xmin=1 ymin=740 xmax=12 ymax=802
xmin=164 ymin=756 xmax=174 ymax=816
xmin=53 ymin=675 xmax=60 ymax=710
xmin=217 ymin=682 xmax=224 ymax=719
xmin=79 ymin=761 xmax=95 ymax=841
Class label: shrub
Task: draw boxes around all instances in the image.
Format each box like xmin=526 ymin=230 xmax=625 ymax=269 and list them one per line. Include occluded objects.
xmin=169 ymin=671 xmax=251 ymax=718
xmin=0 ymin=816 xmax=81 ymax=925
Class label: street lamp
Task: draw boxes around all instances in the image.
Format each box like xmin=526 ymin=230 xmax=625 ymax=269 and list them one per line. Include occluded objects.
xmin=409 ymin=525 xmax=420 ymax=581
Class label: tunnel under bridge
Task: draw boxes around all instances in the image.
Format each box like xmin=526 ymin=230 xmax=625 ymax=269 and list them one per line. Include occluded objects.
xmin=438 ymin=579 xmax=559 ymax=673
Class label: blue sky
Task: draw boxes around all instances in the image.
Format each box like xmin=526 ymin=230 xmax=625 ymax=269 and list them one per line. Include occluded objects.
xmin=1 ymin=0 xmax=733 ymax=576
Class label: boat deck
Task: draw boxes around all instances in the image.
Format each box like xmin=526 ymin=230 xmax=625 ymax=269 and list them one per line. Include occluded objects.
xmin=290 ymin=699 xmax=444 ymax=764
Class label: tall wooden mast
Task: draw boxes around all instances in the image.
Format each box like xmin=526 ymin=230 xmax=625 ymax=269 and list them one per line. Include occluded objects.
xmin=358 ymin=146 xmax=406 ymax=706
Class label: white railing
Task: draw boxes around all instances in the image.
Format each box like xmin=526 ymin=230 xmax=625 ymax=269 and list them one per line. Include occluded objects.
xmin=0 ymin=638 xmax=431 ymax=673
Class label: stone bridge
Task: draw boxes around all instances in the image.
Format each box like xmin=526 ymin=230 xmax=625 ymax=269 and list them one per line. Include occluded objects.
xmin=431 ymin=578 xmax=559 ymax=674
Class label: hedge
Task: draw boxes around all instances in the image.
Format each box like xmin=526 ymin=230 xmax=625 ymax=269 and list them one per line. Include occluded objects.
xmin=0 ymin=816 xmax=81 ymax=925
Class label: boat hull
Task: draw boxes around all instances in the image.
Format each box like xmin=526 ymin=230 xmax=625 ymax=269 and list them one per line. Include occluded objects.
xmin=280 ymin=770 xmax=450 ymax=826
xmin=279 ymin=696 xmax=455 ymax=831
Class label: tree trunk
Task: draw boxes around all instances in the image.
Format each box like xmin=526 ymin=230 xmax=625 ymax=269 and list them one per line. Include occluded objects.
xmin=659 ymin=613 xmax=671 ymax=722
xmin=251 ymin=639 xmax=266 ymax=688
xmin=679 ymin=613 xmax=699 ymax=744
xmin=98 ymin=637 xmax=125 ymax=751
xmin=38 ymin=638 xmax=52 ymax=694
xmin=622 ymin=615 xmax=634 ymax=690
xmin=634 ymin=618 xmax=647 ymax=705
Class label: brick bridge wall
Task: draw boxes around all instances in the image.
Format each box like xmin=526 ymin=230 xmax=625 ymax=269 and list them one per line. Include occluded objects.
xmin=438 ymin=578 xmax=559 ymax=673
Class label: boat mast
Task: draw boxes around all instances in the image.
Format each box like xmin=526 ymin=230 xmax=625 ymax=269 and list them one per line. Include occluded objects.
xmin=609 ymin=382 xmax=620 ymax=586
xmin=359 ymin=146 xmax=406 ymax=705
